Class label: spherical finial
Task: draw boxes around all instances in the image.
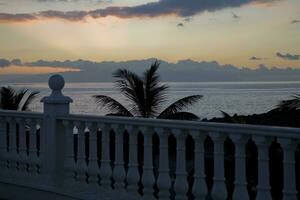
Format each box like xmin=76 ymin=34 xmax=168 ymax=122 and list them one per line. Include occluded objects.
xmin=48 ymin=74 xmax=65 ymax=91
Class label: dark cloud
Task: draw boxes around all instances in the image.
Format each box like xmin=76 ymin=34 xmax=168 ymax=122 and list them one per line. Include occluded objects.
xmin=250 ymin=56 xmax=266 ymax=61
xmin=291 ymin=20 xmax=300 ymax=24
xmin=0 ymin=13 xmax=37 ymax=22
xmin=276 ymin=52 xmax=300 ymax=60
xmin=39 ymin=10 xmax=88 ymax=21
xmin=0 ymin=59 xmax=10 ymax=67
xmin=11 ymin=59 xmax=22 ymax=66
xmin=37 ymin=0 xmax=111 ymax=2
xmin=177 ymin=22 xmax=184 ymax=27
xmin=0 ymin=0 xmax=279 ymax=23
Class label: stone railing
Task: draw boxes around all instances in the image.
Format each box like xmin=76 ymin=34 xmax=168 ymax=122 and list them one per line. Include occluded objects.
xmin=0 ymin=74 xmax=299 ymax=200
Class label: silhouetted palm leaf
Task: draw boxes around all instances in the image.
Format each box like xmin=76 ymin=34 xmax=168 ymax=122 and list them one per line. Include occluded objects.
xmin=144 ymin=61 xmax=168 ymax=117
xmin=0 ymin=86 xmax=39 ymax=111
xmin=0 ymin=86 xmax=16 ymax=110
xmin=21 ymin=91 xmax=40 ymax=111
xmin=94 ymin=61 xmax=202 ymax=120
xmin=93 ymin=95 xmax=133 ymax=117
xmin=277 ymin=94 xmax=300 ymax=111
xmin=113 ymin=68 xmax=146 ymax=117
xmin=158 ymin=95 xmax=202 ymax=119
xmin=221 ymin=111 xmax=234 ymax=122
xmin=160 ymin=112 xmax=199 ymax=120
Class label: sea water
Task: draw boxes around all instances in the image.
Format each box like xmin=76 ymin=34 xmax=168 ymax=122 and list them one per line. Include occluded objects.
xmin=5 ymin=81 xmax=300 ymax=119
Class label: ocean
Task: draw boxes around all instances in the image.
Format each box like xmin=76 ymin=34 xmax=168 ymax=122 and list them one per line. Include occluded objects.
xmin=4 ymin=81 xmax=300 ymax=119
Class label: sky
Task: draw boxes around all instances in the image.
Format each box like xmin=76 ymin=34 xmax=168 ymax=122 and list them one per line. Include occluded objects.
xmin=0 ymin=0 xmax=300 ymax=73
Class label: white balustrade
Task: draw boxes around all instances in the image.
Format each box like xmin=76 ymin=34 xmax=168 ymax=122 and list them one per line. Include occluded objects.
xmin=210 ymin=132 xmax=227 ymax=200
xmin=27 ymin=119 xmax=39 ymax=174
xmin=126 ymin=125 xmax=140 ymax=195
xmin=253 ymin=136 xmax=272 ymax=200
xmin=278 ymin=138 xmax=298 ymax=200
xmin=87 ymin=122 xmax=100 ymax=190
xmin=112 ymin=124 xmax=126 ymax=192
xmin=191 ymin=130 xmax=207 ymax=200
xmin=75 ymin=121 xmax=88 ymax=186
xmin=8 ymin=118 xmax=17 ymax=171
xmin=231 ymin=134 xmax=249 ymax=200
xmin=141 ymin=126 xmax=155 ymax=199
xmin=156 ymin=128 xmax=171 ymax=199
xmin=63 ymin=120 xmax=76 ymax=187
xmin=99 ymin=124 xmax=113 ymax=190
xmin=173 ymin=129 xmax=188 ymax=200
xmin=16 ymin=118 xmax=27 ymax=174
xmin=0 ymin=74 xmax=300 ymax=200
xmin=0 ymin=117 xmax=7 ymax=173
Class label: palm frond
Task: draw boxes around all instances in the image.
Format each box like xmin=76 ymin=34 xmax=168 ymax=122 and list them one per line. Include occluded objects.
xmin=277 ymin=94 xmax=300 ymax=111
xmin=15 ymin=89 xmax=29 ymax=111
xmin=220 ymin=110 xmax=234 ymax=123
xmin=144 ymin=60 xmax=168 ymax=117
xmin=160 ymin=112 xmax=199 ymax=121
xmin=21 ymin=91 xmax=40 ymax=111
xmin=93 ymin=95 xmax=133 ymax=117
xmin=0 ymin=86 xmax=17 ymax=110
xmin=158 ymin=95 xmax=202 ymax=119
xmin=113 ymin=69 xmax=146 ymax=117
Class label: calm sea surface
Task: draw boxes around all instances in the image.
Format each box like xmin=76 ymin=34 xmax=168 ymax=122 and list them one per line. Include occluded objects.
xmin=4 ymin=81 xmax=300 ymax=119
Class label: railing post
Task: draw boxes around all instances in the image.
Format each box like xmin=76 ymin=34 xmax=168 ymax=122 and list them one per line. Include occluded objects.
xmin=0 ymin=117 xmax=7 ymax=175
xmin=253 ymin=136 xmax=272 ymax=200
xmin=278 ymin=138 xmax=298 ymax=200
xmin=231 ymin=134 xmax=249 ymax=200
xmin=40 ymin=74 xmax=73 ymax=186
xmin=210 ymin=132 xmax=227 ymax=200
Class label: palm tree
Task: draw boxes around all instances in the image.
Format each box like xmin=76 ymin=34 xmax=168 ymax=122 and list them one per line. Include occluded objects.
xmin=0 ymin=86 xmax=39 ymax=111
xmin=93 ymin=61 xmax=202 ymax=120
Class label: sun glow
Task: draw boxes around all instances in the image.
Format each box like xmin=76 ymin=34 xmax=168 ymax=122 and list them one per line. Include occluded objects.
xmin=0 ymin=65 xmax=80 ymax=75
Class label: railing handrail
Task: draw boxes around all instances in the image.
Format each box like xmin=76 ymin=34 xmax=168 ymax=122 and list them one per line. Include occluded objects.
xmin=57 ymin=113 xmax=300 ymax=139
xmin=0 ymin=110 xmax=43 ymax=119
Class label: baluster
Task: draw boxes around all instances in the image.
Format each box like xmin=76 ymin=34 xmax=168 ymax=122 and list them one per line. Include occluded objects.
xmin=17 ymin=118 xmax=27 ymax=173
xmin=278 ymin=138 xmax=298 ymax=200
xmin=8 ymin=118 xmax=17 ymax=171
xmin=126 ymin=125 xmax=140 ymax=196
xmin=141 ymin=126 xmax=155 ymax=199
xmin=231 ymin=134 xmax=249 ymax=200
xmin=156 ymin=128 xmax=171 ymax=199
xmin=253 ymin=136 xmax=272 ymax=200
xmin=191 ymin=130 xmax=207 ymax=199
xmin=210 ymin=132 xmax=227 ymax=200
xmin=63 ymin=120 xmax=76 ymax=187
xmin=36 ymin=119 xmax=42 ymax=159
xmin=0 ymin=117 xmax=7 ymax=173
xmin=99 ymin=124 xmax=112 ymax=190
xmin=76 ymin=121 xmax=88 ymax=185
xmin=27 ymin=119 xmax=38 ymax=174
xmin=87 ymin=122 xmax=99 ymax=190
xmin=112 ymin=124 xmax=126 ymax=192
xmin=173 ymin=129 xmax=188 ymax=200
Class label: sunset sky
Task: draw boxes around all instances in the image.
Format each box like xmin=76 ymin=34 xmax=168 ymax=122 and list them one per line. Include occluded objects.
xmin=0 ymin=0 xmax=300 ymax=71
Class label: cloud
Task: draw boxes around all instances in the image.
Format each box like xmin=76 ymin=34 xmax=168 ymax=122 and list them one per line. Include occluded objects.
xmin=291 ymin=20 xmax=300 ymax=24
xmin=0 ymin=0 xmax=280 ymax=23
xmin=177 ymin=22 xmax=184 ymax=27
xmin=249 ymin=56 xmax=266 ymax=61
xmin=0 ymin=13 xmax=37 ymax=22
xmin=232 ymin=12 xmax=240 ymax=19
xmin=37 ymin=0 xmax=111 ymax=2
xmin=0 ymin=59 xmax=10 ymax=67
xmin=276 ymin=52 xmax=300 ymax=60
